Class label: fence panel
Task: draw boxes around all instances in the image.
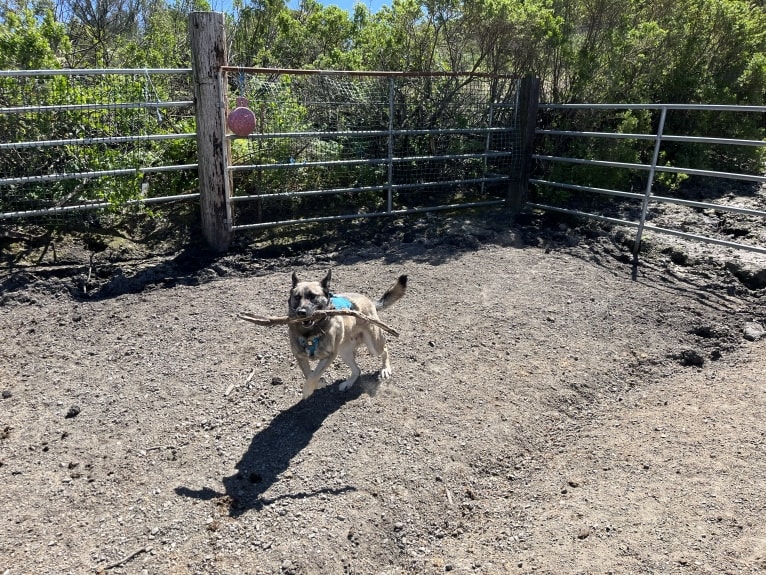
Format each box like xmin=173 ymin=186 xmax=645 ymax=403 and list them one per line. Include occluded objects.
xmin=0 ymin=68 xmax=197 ymax=222
xmin=221 ymin=69 xmax=521 ymax=230
xmin=531 ymin=104 xmax=766 ymax=255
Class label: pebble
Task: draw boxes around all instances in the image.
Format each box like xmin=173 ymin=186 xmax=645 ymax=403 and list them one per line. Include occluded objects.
xmin=577 ymin=526 xmax=591 ymax=539
xmin=2 ymin=390 xmax=11 ymax=399
xmin=680 ymin=349 xmax=704 ymax=366
xmin=271 ymin=376 xmax=283 ymax=386
xmin=65 ymin=405 xmax=81 ymax=419
xmin=743 ymin=322 xmax=765 ymax=342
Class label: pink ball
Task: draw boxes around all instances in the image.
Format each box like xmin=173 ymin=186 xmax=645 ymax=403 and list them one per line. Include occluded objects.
xmin=227 ymin=96 xmax=256 ymax=137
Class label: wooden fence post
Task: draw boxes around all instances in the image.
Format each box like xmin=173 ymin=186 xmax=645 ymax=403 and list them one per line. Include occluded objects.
xmin=507 ymin=76 xmax=540 ymax=214
xmin=189 ymin=11 xmax=231 ymax=253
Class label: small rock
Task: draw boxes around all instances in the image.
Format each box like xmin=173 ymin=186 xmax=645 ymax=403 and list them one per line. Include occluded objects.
xmin=577 ymin=525 xmax=591 ymax=539
xmin=680 ymin=349 xmax=704 ymax=367
xmin=2 ymin=390 xmax=11 ymax=399
xmin=743 ymin=322 xmax=765 ymax=342
xmin=65 ymin=405 xmax=81 ymax=419
xmin=725 ymin=261 xmax=766 ymax=290
xmin=271 ymin=376 xmax=284 ymax=386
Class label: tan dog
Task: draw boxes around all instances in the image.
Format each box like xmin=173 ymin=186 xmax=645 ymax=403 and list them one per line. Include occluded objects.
xmin=288 ymin=270 xmax=407 ymax=399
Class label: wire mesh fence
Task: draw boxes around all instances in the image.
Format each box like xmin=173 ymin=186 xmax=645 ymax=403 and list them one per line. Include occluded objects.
xmin=224 ymin=70 xmax=521 ymax=230
xmin=0 ymin=69 xmax=197 ymax=224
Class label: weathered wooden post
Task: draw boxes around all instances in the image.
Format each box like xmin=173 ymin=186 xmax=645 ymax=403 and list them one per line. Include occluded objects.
xmin=507 ymin=76 xmax=540 ymax=214
xmin=189 ymin=11 xmax=231 ymax=252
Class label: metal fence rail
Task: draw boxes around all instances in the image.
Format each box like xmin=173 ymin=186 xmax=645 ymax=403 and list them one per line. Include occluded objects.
xmin=0 ymin=68 xmax=197 ymax=221
xmin=532 ymin=103 xmax=766 ymax=255
xmin=221 ymin=69 xmax=521 ymax=231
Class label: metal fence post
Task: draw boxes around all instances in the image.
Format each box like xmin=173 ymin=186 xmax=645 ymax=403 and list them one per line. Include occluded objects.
xmin=633 ymin=106 xmax=667 ymax=256
xmin=387 ymin=77 xmax=395 ymax=213
xmin=189 ymin=11 xmax=232 ymax=253
xmin=507 ymin=76 xmax=540 ymax=214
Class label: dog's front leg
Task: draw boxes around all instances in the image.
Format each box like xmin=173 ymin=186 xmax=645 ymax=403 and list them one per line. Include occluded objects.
xmin=296 ymin=356 xmax=312 ymax=379
xmin=303 ymin=356 xmax=335 ymax=399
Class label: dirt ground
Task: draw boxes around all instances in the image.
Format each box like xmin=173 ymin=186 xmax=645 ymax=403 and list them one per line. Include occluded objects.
xmin=1 ymin=207 xmax=765 ymax=575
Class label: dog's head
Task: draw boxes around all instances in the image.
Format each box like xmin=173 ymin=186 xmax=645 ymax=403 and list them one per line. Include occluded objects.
xmin=288 ymin=270 xmax=332 ymax=324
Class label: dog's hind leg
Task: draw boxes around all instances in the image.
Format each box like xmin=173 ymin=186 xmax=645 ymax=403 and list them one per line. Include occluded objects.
xmin=338 ymin=345 xmax=361 ymax=392
xmin=362 ymin=330 xmax=392 ymax=379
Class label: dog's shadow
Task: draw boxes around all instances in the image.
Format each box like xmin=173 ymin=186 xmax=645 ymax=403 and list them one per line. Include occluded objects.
xmin=175 ymin=379 xmax=377 ymax=516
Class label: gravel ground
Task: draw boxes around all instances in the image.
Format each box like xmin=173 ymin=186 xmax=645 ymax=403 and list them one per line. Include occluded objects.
xmin=1 ymin=208 xmax=765 ymax=575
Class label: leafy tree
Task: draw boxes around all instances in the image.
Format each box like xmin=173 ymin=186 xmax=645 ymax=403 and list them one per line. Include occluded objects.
xmin=0 ymin=1 xmax=71 ymax=69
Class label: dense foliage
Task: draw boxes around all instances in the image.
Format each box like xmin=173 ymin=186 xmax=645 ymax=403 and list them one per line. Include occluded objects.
xmin=2 ymin=0 xmax=763 ymax=104
xmin=0 ymin=0 xmax=763 ymax=216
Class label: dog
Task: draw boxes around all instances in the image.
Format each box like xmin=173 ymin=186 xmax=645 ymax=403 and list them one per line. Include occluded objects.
xmin=288 ymin=270 xmax=407 ymax=399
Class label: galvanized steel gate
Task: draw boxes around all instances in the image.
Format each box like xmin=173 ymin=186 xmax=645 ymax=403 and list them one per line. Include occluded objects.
xmin=220 ymin=68 xmax=524 ymax=232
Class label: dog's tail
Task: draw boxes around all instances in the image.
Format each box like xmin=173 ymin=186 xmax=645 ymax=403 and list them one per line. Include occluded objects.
xmin=376 ymin=275 xmax=408 ymax=311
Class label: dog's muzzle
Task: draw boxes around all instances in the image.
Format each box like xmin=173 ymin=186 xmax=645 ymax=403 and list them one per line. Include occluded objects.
xmin=294 ymin=307 xmax=316 ymax=327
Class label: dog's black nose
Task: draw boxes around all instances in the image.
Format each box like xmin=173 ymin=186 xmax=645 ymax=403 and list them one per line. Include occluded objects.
xmin=296 ymin=308 xmax=309 ymax=317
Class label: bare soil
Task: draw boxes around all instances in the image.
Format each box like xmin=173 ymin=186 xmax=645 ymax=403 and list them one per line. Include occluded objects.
xmin=1 ymin=207 xmax=765 ymax=575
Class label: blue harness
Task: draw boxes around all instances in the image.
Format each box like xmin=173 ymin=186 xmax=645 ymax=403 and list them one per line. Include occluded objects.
xmin=330 ymin=295 xmax=353 ymax=310
xmin=297 ymin=296 xmax=354 ymax=358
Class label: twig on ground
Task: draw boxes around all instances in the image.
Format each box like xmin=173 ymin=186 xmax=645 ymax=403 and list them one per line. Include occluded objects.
xmin=446 ymin=488 xmax=454 ymax=505
xmin=238 ymin=309 xmax=400 ymax=337
xmin=226 ymin=367 xmax=255 ymax=396
xmin=103 ymin=546 xmax=150 ymax=570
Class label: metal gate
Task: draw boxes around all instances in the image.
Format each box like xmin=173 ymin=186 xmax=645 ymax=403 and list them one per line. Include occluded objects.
xmin=221 ymin=68 xmax=523 ymax=231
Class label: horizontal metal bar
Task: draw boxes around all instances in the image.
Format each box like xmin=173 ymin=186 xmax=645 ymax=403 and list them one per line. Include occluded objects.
xmin=539 ymin=103 xmax=766 ymax=112
xmin=232 ymin=176 xmax=510 ymax=202
xmin=0 ymin=68 xmax=192 ymax=77
xmin=231 ymin=200 xmax=506 ymax=231
xmin=142 ymin=164 xmax=198 ymax=173
xmin=525 ymin=202 xmax=640 ymax=228
xmin=231 ymin=126 xmax=513 ymax=141
xmin=648 ymin=194 xmax=766 ymax=217
xmin=534 ymin=155 xmax=766 ymax=183
xmin=1 ymin=101 xmax=193 ymax=115
xmin=660 ymin=135 xmax=766 ymax=147
xmin=0 ymin=164 xmax=197 ymax=186
xmin=536 ymin=129 xmax=657 ymax=141
xmin=526 ymin=202 xmax=766 ymax=255
xmin=533 ymin=154 xmax=650 ymax=171
xmin=0 ymin=133 xmax=196 ymax=150
xmin=231 ymin=151 xmax=511 ymax=173
xmin=639 ymin=223 xmax=766 ymax=254
xmin=221 ymin=66 xmax=518 ymax=80
xmin=529 ymin=179 xmax=644 ymax=201
xmin=0 ymin=192 xmax=199 ymax=220
xmin=531 ymin=179 xmax=766 ymax=217
xmin=654 ymin=165 xmax=766 ymax=183
xmin=536 ymin=129 xmax=765 ymax=147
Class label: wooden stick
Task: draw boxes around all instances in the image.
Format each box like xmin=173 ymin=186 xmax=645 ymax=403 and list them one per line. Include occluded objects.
xmin=238 ymin=309 xmax=400 ymax=337
xmin=103 ymin=546 xmax=150 ymax=570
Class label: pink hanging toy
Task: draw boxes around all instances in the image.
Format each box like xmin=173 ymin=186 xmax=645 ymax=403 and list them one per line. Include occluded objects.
xmin=227 ymin=71 xmax=256 ymax=137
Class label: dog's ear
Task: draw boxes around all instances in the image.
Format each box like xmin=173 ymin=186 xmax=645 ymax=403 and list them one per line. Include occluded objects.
xmin=321 ymin=269 xmax=332 ymax=294
xmin=292 ymin=271 xmax=300 ymax=288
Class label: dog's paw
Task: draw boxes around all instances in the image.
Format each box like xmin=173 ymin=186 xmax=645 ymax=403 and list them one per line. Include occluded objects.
xmin=302 ymin=379 xmax=319 ymax=399
xmin=380 ymin=367 xmax=392 ymax=379
xmin=339 ymin=375 xmax=359 ymax=392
